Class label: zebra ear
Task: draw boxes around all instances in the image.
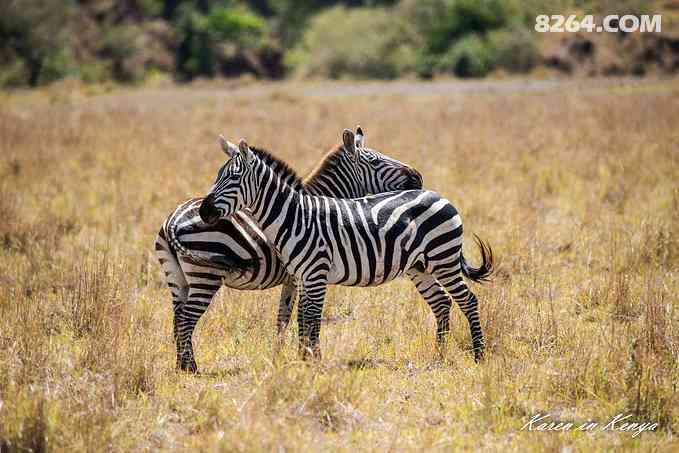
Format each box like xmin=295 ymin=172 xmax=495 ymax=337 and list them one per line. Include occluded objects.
xmin=238 ymin=138 xmax=254 ymax=164
xmin=218 ymin=135 xmax=238 ymax=158
xmin=342 ymin=128 xmax=357 ymax=162
xmin=354 ymin=125 xmax=364 ymax=149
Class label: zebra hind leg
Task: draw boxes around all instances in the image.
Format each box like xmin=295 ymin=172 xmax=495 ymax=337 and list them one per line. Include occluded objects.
xmin=154 ymin=229 xmax=189 ymax=369
xmin=433 ymin=267 xmax=485 ymax=362
xmin=175 ymin=263 xmax=223 ymax=373
xmin=407 ymin=269 xmax=452 ymax=353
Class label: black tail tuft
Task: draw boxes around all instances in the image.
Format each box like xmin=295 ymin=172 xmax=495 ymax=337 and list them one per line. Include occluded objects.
xmin=461 ymin=234 xmax=494 ymax=283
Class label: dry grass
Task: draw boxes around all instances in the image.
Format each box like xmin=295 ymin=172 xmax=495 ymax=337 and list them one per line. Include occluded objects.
xmin=1 ymin=78 xmax=678 ymax=451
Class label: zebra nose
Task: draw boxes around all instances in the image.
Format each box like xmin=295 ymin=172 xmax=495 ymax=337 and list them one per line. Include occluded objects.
xmin=407 ymin=168 xmax=423 ymax=189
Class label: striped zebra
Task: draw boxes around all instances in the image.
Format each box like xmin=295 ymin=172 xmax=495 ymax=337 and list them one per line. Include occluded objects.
xmin=155 ymin=128 xmax=424 ymax=372
xmin=199 ymin=137 xmax=494 ymax=362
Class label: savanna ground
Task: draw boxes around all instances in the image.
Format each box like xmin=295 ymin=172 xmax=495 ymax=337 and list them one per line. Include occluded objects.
xmin=1 ymin=77 xmax=678 ymax=451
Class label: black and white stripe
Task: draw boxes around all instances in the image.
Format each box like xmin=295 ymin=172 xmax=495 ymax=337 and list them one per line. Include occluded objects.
xmin=200 ymin=136 xmax=495 ymax=362
xmin=156 ymin=128 xmax=424 ymax=372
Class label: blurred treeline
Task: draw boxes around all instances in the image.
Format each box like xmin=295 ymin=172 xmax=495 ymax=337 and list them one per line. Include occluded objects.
xmin=0 ymin=0 xmax=668 ymax=87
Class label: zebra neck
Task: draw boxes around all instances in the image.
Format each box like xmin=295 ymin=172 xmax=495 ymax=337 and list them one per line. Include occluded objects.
xmin=303 ymin=152 xmax=363 ymax=198
xmin=304 ymin=173 xmax=362 ymax=198
xmin=249 ymin=162 xmax=305 ymax=249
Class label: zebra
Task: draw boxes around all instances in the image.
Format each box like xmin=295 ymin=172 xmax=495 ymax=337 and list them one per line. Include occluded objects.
xmin=155 ymin=127 xmax=424 ymax=372
xmin=199 ymin=137 xmax=494 ymax=362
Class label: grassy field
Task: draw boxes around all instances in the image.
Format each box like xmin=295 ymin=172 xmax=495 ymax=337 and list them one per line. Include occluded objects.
xmin=1 ymin=77 xmax=678 ymax=451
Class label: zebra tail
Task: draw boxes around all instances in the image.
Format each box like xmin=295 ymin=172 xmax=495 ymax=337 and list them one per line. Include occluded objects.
xmin=460 ymin=234 xmax=494 ymax=283
xmin=155 ymin=225 xmax=180 ymax=267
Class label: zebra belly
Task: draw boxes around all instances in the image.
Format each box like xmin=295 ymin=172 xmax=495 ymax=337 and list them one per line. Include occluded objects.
xmin=325 ymin=223 xmax=421 ymax=287
xmin=326 ymin=254 xmax=420 ymax=287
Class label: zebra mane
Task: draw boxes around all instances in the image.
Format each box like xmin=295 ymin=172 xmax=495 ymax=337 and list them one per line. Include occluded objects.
xmin=249 ymin=146 xmax=304 ymax=191
xmin=302 ymin=145 xmax=344 ymax=187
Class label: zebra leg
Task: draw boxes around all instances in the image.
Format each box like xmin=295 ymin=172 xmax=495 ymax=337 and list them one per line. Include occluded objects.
xmin=276 ymin=282 xmax=297 ymax=337
xmin=407 ymin=269 xmax=452 ymax=350
xmin=297 ymin=281 xmax=328 ymax=361
xmin=175 ymin=266 xmax=223 ymax=373
xmin=154 ymin=229 xmax=189 ymax=369
xmin=433 ymin=267 xmax=484 ymax=362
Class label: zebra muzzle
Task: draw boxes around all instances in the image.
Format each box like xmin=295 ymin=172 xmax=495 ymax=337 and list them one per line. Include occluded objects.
xmin=406 ymin=168 xmax=423 ymax=189
xmin=199 ymin=194 xmax=221 ymax=225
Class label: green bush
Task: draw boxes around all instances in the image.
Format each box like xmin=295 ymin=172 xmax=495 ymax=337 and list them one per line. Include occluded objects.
xmin=137 ymin=0 xmax=164 ymax=16
xmin=594 ymin=0 xmax=655 ymax=15
xmin=437 ymin=34 xmax=493 ymax=78
xmin=400 ymin=0 xmax=537 ymax=78
xmin=100 ymin=25 xmax=140 ymax=61
xmin=0 ymin=0 xmax=75 ymax=87
xmin=37 ymin=47 xmax=76 ymax=85
xmin=99 ymin=25 xmax=145 ymax=82
xmin=0 ymin=0 xmax=544 ymax=86
xmin=400 ymin=0 xmax=522 ymax=54
xmin=487 ymin=26 xmax=539 ymax=73
xmin=0 ymin=60 xmax=29 ymax=88
xmin=174 ymin=4 xmax=268 ymax=80
xmin=78 ymin=61 xmax=113 ymax=84
xmin=206 ymin=7 xmax=265 ymax=46
xmin=291 ymin=6 xmax=417 ymax=79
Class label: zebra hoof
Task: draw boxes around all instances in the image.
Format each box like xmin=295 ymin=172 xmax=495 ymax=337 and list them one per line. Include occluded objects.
xmin=273 ymin=335 xmax=286 ymax=354
xmin=473 ymin=349 xmax=485 ymax=363
xmin=178 ymin=359 xmax=198 ymax=374
xmin=298 ymin=346 xmax=313 ymax=361
xmin=298 ymin=345 xmax=322 ymax=361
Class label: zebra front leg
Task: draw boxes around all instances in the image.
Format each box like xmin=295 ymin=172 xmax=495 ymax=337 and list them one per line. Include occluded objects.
xmin=433 ymin=268 xmax=484 ymax=362
xmin=297 ymin=280 xmax=328 ymax=361
xmin=407 ymin=269 xmax=452 ymax=351
xmin=276 ymin=281 xmax=297 ymax=337
xmin=175 ymin=281 xmax=221 ymax=373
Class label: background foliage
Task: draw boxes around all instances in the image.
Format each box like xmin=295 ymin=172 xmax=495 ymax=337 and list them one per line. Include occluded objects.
xmin=0 ymin=0 xmax=675 ymax=86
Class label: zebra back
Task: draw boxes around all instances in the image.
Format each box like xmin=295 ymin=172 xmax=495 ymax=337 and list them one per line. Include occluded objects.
xmin=163 ymin=130 xmax=421 ymax=269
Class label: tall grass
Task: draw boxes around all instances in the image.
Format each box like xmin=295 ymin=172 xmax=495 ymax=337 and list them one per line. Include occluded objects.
xmin=0 ymin=78 xmax=677 ymax=450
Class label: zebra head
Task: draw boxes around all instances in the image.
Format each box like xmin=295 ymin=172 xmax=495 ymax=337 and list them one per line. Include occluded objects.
xmin=199 ymin=136 xmax=258 ymax=225
xmin=347 ymin=126 xmax=423 ymax=194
